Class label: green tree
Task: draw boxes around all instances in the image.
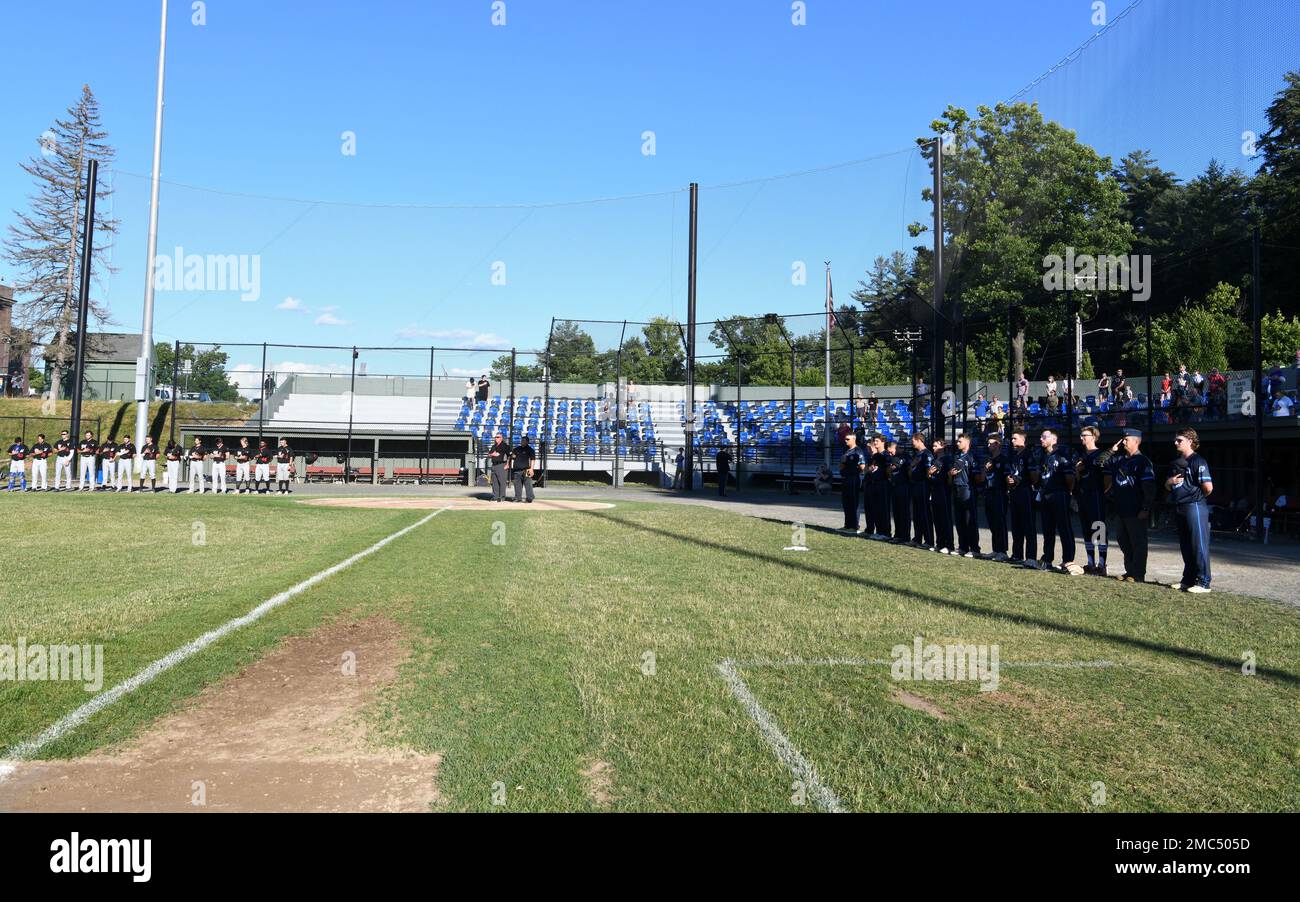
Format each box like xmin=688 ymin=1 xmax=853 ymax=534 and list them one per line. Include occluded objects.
xmin=1123 ymin=282 xmax=1244 ymax=374
xmin=153 ymin=342 xmax=241 ymax=402
xmin=1255 ymin=71 xmax=1300 ymax=319
xmin=1261 ymin=310 xmax=1300 ymax=366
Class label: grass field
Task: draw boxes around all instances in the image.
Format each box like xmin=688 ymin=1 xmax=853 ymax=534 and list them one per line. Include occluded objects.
xmin=1 ymin=492 xmax=1297 ymax=812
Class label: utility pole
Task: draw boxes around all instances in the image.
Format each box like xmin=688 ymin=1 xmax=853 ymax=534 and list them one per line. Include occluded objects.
xmin=930 ymin=137 xmax=945 ymax=441
xmin=69 ymin=159 xmax=99 ymax=444
xmin=684 ymin=183 xmax=698 ymax=491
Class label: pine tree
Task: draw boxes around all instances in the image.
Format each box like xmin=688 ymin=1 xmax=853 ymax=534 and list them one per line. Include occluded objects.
xmin=4 ymin=84 xmax=118 ymax=401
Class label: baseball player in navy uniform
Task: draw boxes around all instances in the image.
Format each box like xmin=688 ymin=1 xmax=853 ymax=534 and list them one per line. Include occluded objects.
xmin=928 ymin=437 xmax=954 ymax=554
xmin=7 ymin=436 xmax=29 ymax=491
xmin=981 ymin=434 xmax=1010 ymax=561
xmin=210 ymin=439 xmax=229 ymax=494
xmin=839 ymin=432 xmax=866 ymax=531
xmin=887 ymin=440 xmax=911 ymax=543
xmin=114 ymin=436 xmax=136 ymax=492
xmin=1074 ymin=426 xmax=1109 ymax=576
xmin=99 ymin=435 xmax=117 ymax=490
xmin=275 ymin=437 xmax=293 ymax=494
xmin=1035 ymin=429 xmax=1084 ymax=575
xmin=1007 ymin=429 xmax=1037 ymax=566
xmin=187 ymin=438 xmax=206 ymax=493
xmin=234 ymin=438 xmax=252 ymax=493
xmin=908 ymin=433 xmax=933 ymax=548
xmin=254 ymin=440 xmax=273 ymax=493
xmin=1106 ymin=428 xmax=1155 ymax=582
xmin=30 ymin=434 xmax=52 ymax=491
xmin=77 ymin=431 xmax=98 ymax=491
xmin=949 ymin=434 xmax=979 ymax=558
xmin=165 ymin=440 xmax=183 ymax=492
xmin=139 ymin=436 xmax=160 ymax=491
xmin=54 ymin=431 xmax=74 ymax=491
xmin=867 ymin=436 xmax=892 ymax=540
xmin=1166 ymin=428 xmax=1214 ymax=593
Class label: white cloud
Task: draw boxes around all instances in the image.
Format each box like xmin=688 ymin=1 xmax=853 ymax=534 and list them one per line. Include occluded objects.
xmin=396 ymin=325 xmax=508 ymax=349
xmin=278 ymin=296 xmax=305 ymax=311
xmin=315 ymin=312 xmax=349 ymax=326
xmin=228 ymin=360 xmax=352 ymax=400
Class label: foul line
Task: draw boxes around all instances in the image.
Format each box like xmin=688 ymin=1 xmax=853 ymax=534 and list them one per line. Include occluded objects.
xmin=716 ymin=660 xmax=847 ymax=813
xmin=1 ymin=507 xmax=447 ymax=767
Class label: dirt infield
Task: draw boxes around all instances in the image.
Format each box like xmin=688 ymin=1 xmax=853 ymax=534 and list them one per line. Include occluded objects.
xmin=0 ymin=617 xmax=440 ymax=812
xmin=299 ymin=496 xmax=615 ymax=511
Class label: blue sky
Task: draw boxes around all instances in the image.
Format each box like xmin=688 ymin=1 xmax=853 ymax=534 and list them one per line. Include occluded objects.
xmin=1 ymin=0 xmax=1293 ymax=379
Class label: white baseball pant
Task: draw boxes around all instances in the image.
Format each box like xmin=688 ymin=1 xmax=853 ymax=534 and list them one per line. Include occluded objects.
xmin=55 ymin=456 xmax=73 ymax=489
xmin=235 ymin=461 xmax=251 ymax=488
xmin=255 ymin=463 xmax=270 ymax=487
xmin=166 ymin=460 xmax=180 ymax=492
xmin=211 ymin=459 xmax=227 ymax=492
xmin=31 ymin=459 xmax=48 ymax=490
xmin=79 ymin=456 xmax=95 ymax=489
xmin=114 ymin=460 xmax=132 ymax=490
xmin=101 ymin=458 xmax=115 ymax=487
xmin=188 ymin=462 xmax=205 ymax=493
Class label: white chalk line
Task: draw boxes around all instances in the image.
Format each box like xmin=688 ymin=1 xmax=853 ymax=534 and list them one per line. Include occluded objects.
xmin=716 ymin=655 xmax=1118 ymax=812
xmin=0 ymin=507 xmax=448 ymax=773
xmin=716 ymin=660 xmax=847 ymax=813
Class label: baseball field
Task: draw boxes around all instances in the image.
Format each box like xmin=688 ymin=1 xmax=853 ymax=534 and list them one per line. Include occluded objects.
xmin=0 ymin=491 xmax=1296 ymax=812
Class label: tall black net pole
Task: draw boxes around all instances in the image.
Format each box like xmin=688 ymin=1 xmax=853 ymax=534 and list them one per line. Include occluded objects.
xmin=168 ymin=339 xmax=180 ymax=449
xmin=509 ymin=349 xmax=517 ymax=446
xmin=425 ymin=346 xmax=434 ymax=482
xmin=345 ymin=347 xmax=357 ymax=482
xmin=684 ymin=182 xmax=698 ymax=492
xmin=930 ymin=136 xmax=946 ymax=442
xmin=257 ymin=342 xmax=268 ymax=444
xmin=69 ymin=159 xmax=99 ymax=445
xmin=1252 ymin=221 xmax=1264 ymax=542
xmin=541 ymin=317 xmax=555 ymax=483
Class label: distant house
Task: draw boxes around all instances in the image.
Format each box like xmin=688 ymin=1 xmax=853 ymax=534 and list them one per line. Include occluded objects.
xmin=0 ymin=283 xmax=34 ymax=397
xmin=44 ymin=331 xmax=142 ymax=402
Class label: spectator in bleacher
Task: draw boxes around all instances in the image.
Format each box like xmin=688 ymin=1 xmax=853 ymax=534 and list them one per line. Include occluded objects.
xmin=1272 ymin=387 xmax=1295 ymax=417
xmin=476 ymin=375 xmax=490 ymax=403
xmin=836 ymin=419 xmax=852 ymax=447
xmin=627 ymin=379 xmax=638 ymax=406
xmin=673 ymin=448 xmax=685 ymax=489
xmin=487 ymin=431 xmax=511 ymax=501
xmin=1159 ymin=372 xmax=1172 ymax=405
xmin=715 ymin=446 xmax=733 ymax=497
xmin=1016 ymin=372 xmax=1030 ymax=410
xmin=1176 ymin=364 xmax=1189 ymax=397
xmin=854 ymin=394 xmax=867 ymax=424
xmin=1097 ymin=372 xmax=1111 ymax=401
xmin=464 ymin=378 xmax=476 ymax=403
xmin=1113 ymin=369 xmax=1129 ymax=403
xmin=867 ymin=391 xmax=879 ymax=425
xmin=1191 ymin=369 xmax=1205 ymax=394
xmin=915 ymin=378 xmax=929 ymax=419
xmin=1046 ymin=375 xmax=1059 ymax=414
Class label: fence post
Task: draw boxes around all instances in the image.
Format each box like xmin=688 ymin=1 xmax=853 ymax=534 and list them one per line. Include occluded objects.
xmin=425 ymin=347 xmax=435 ymax=483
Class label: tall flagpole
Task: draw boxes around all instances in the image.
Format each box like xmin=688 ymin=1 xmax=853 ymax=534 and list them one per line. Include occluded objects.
xmin=134 ymin=0 xmax=169 ymax=450
xmin=824 ymin=262 xmax=832 ymax=469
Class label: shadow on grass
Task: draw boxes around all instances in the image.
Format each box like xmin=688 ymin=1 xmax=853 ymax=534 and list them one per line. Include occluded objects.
xmin=582 ymin=510 xmax=1300 ymax=688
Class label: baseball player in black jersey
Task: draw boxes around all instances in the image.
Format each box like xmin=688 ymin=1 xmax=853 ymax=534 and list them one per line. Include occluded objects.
xmin=234 ymin=438 xmax=252 ymax=493
xmin=78 ymin=431 xmax=98 ymax=491
xmin=209 ymin=439 xmax=229 ymax=493
xmin=949 ymin=433 xmax=979 ymax=557
xmin=165 ymin=441 xmax=183 ymax=492
xmin=99 ymin=435 xmax=117 ymax=490
xmin=54 ymin=431 xmax=74 ymax=490
xmin=1166 ymin=427 xmax=1214 ymax=592
xmin=867 ymin=436 xmax=891 ymax=540
xmin=6 ymin=437 xmax=26 ymax=491
xmin=139 ymin=436 xmax=160 ymax=491
xmin=908 ymin=433 xmax=933 ymax=548
xmin=982 ymin=434 xmax=1010 ymax=561
xmin=1074 ymin=425 xmax=1109 ymax=575
xmin=839 ymin=432 xmax=867 ymax=531
xmin=187 ymin=439 xmax=206 ymax=493
xmin=886 ymin=440 xmax=911 ymax=543
xmin=1007 ymin=429 xmax=1037 ymax=566
xmin=928 ymin=437 xmax=954 ymax=554
xmin=30 ymin=434 xmax=52 ymax=491
xmin=275 ymin=438 xmax=293 ymax=494
xmin=114 ymin=437 xmax=136 ymax=491
xmin=254 ymin=440 xmax=273 ymax=494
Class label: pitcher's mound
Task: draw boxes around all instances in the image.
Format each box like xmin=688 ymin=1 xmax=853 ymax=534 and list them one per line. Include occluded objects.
xmin=299 ymin=497 xmax=614 ymax=511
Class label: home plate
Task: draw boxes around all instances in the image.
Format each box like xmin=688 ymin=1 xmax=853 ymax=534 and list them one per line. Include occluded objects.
xmin=299 ymin=497 xmax=614 ymax=511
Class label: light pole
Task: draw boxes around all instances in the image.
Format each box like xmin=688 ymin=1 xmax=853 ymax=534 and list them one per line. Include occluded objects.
xmin=133 ymin=0 xmax=169 ymax=450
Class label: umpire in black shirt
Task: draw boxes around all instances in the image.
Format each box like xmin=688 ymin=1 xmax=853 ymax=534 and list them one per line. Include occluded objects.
xmin=487 ymin=432 xmax=511 ymax=502
xmin=510 ymin=435 xmax=536 ymax=503
xmin=839 ymin=432 xmax=866 ymax=531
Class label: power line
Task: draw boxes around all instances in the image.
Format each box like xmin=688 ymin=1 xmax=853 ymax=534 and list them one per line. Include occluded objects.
xmin=1005 ymin=0 xmax=1148 ymax=104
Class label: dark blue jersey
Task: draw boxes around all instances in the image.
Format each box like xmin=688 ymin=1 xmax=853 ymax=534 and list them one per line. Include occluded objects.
xmin=928 ymin=452 xmax=952 ymax=494
xmin=909 ymin=448 xmax=933 ymax=482
xmin=1077 ymin=448 xmax=1108 ymax=498
xmin=1038 ymin=448 xmax=1073 ymax=497
xmin=889 ymin=450 xmax=911 ymax=486
xmin=982 ymin=452 xmax=1010 ymax=496
xmin=1168 ymin=453 xmax=1212 ymax=506
xmin=869 ymin=451 xmax=891 ymax=484
xmin=840 ymin=447 xmax=866 ymax=477
xmin=1109 ymin=451 xmax=1155 ymax=517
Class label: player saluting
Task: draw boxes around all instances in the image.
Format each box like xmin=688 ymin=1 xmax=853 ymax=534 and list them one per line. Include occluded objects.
xmin=187 ymin=438 xmax=206 ymax=494
xmin=30 ymin=434 xmax=52 ymax=491
xmin=54 ymin=431 xmax=74 ymax=491
xmin=77 ymin=430 xmax=98 ymax=492
xmin=165 ymin=440 xmax=183 ymax=492
xmin=254 ymin=439 xmax=273 ymax=494
xmin=1105 ymin=428 xmax=1154 ymax=583
xmin=7 ymin=436 xmax=29 ymax=492
xmin=114 ymin=435 xmax=136 ymax=492
xmin=210 ymin=438 xmax=229 ymax=494
xmin=234 ymin=437 xmax=252 ymax=494
xmin=1166 ymin=428 xmax=1213 ymax=593
xmin=139 ymin=435 xmax=160 ymax=492
xmin=274 ymin=437 xmax=293 ymax=495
